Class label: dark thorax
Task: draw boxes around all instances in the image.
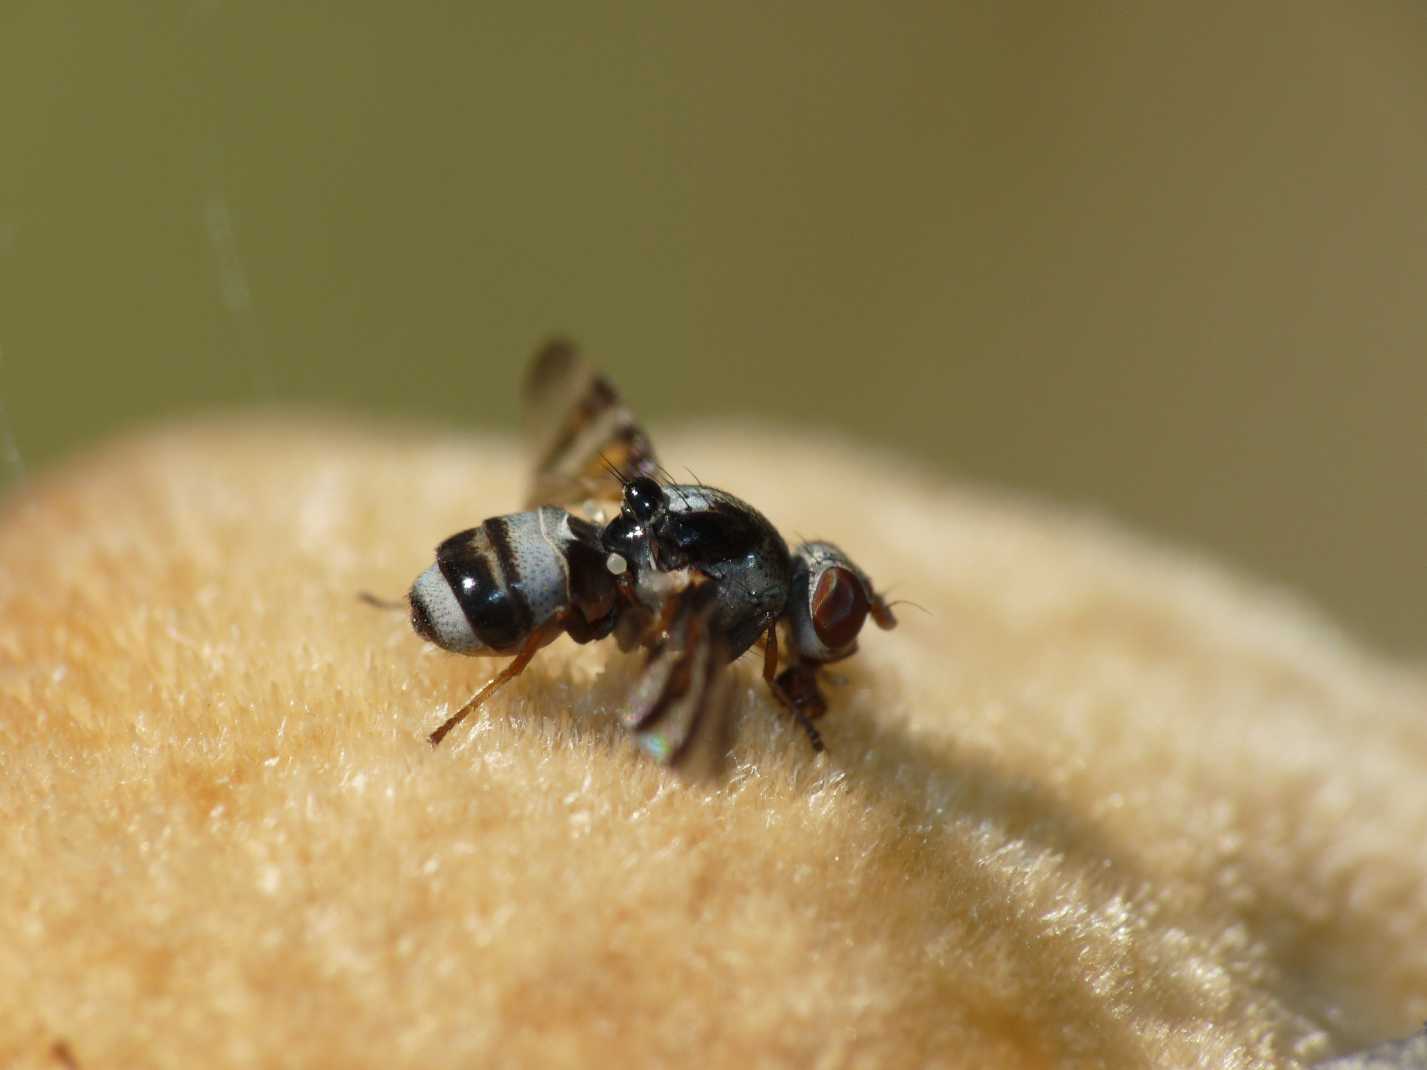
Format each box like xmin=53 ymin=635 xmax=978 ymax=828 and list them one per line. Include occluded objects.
xmin=603 ymin=478 xmax=792 ymax=660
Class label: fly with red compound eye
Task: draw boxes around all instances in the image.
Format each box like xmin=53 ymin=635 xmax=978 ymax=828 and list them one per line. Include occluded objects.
xmin=396 ymin=339 xmax=897 ymax=777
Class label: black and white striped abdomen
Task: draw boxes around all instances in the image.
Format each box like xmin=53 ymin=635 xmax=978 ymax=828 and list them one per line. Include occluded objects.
xmin=408 ymin=507 xmax=577 ymax=655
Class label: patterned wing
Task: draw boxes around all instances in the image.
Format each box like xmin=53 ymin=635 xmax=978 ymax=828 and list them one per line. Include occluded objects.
xmin=522 ymin=338 xmax=660 ymax=516
xmin=622 ymin=581 xmax=735 ymax=780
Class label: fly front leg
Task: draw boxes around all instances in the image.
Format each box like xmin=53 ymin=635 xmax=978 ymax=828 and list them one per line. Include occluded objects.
xmin=775 ymin=660 xmax=829 ymax=720
xmin=761 ymin=626 xmax=825 ymax=754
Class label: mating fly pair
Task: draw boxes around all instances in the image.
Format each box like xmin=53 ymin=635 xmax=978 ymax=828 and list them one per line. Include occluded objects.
xmin=404 ymin=341 xmax=896 ymax=776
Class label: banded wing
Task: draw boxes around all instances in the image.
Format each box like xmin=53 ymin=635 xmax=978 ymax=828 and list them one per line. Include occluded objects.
xmin=522 ymin=338 xmax=660 ymax=516
xmin=623 ymin=581 xmax=735 ymax=780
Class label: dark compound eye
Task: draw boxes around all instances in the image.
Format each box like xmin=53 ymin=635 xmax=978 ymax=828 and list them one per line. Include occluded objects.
xmin=624 ymin=476 xmax=664 ymax=522
xmin=811 ymin=566 xmax=869 ymax=651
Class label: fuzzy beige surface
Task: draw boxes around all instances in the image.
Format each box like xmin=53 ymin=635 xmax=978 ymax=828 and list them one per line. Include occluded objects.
xmin=1 ymin=417 xmax=1425 ymax=1069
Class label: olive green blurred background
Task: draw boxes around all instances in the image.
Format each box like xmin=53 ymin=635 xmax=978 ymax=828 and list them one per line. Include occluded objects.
xmin=1 ymin=3 xmax=1424 ymax=653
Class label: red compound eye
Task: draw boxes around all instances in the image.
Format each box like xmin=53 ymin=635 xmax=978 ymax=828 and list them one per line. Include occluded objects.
xmin=811 ymin=566 xmax=869 ymax=651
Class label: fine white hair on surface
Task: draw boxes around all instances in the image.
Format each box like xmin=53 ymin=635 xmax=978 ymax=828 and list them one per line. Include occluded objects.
xmin=3 ymin=421 xmax=1425 ymax=1069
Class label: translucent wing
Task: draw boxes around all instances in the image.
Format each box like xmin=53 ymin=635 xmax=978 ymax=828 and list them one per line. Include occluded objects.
xmin=623 ymin=581 xmax=735 ymax=781
xmin=522 ymin=338 xmax=660 ymax=516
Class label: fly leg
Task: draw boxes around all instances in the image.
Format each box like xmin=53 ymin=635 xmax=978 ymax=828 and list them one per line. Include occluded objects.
xmin=625 ymin=579 xmax=734 ymax=779
xmin=428 ymin=616 xmax=564 ymax=746
xmin=761 ymin=627 xmax=825 ymax=754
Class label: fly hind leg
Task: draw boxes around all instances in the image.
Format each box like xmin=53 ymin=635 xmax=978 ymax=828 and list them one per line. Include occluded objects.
xmin=428 ymin=616 xmax=565 ymax=746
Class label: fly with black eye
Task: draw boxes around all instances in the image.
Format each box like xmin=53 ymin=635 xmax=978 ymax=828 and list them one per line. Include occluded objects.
xmin=401 ymin=339 xmax=897 ymax=777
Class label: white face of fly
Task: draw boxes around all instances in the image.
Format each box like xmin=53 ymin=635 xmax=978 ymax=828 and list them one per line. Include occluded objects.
xmin=785 ymin=541 xmax=895 ymax=664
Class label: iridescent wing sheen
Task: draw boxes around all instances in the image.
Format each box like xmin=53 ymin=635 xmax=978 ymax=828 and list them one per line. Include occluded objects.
xmin=521 ymin=338 xmax=660 ymax=516
xmin=622 ymin=581 xmax=735 ymax=780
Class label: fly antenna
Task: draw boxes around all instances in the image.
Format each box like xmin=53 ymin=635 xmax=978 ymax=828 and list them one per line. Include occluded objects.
xmin=884 ymin=598 xmax=932 ymax=617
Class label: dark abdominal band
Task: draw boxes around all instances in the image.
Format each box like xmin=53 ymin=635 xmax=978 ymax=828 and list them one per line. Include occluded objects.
xmin=437 ymin=518 xmax=533 ymax=651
